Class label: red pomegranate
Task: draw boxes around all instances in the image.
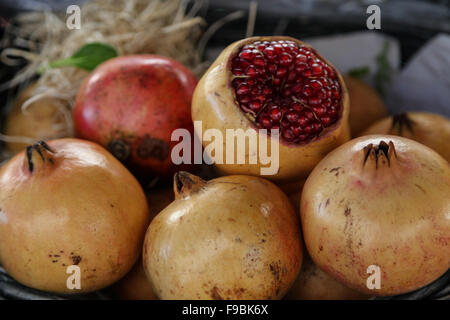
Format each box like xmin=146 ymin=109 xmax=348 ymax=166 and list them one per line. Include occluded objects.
xmin=73 ymin=55 xmax=197 ymax=178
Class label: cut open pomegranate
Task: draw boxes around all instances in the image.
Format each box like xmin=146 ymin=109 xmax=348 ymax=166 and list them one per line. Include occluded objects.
xmin=231 ymin=40 xmax=341 ymax=143
xmin=192 ymin=36 xmax=350 ymax=182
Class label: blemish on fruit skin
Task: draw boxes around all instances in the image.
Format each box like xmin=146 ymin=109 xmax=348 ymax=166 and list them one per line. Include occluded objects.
xmin=414 ymin=184 xmax=426 ymax=194
xmin=353 ymin=179 xmax=365 ymax=188
xmin=344 ymin=207 xmax=351 ymax=216
xmin=329 ymin=167 xmax=341 ymax=176
xmin=210 ymin=286 xmax=223 ymax=300
xmin=136 ymin=134 xmax=169 ymax=161
xmin=71 ymin=255 xmax=82 ymax=265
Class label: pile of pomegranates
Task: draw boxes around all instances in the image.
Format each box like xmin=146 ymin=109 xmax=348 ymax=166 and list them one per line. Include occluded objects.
xmin=0 ymin=34 xmax=449 ymax=301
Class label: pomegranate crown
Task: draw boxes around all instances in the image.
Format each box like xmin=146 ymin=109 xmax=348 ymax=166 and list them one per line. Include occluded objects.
xmin=362 ymin=140 xmax=398 ymax=169
xmin=26 ymin=140 xmax=55 ymax=172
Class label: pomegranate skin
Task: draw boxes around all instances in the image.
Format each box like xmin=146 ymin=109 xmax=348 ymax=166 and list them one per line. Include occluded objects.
xmin=192 ymin=36 xmax=350 ymax=183
xmin=286 ymin=252 xmax=369 ymax=300
xmin=4 ymin=82 xmax=71 ymax=153
xmin=362 ymin=112 xmax=450 ymax=162
xmin=143 ymin=172 xmax=303 ymax=300
xmin=73 ymin=55 xmax=198 ymax=177
xmin=114 ymin=187 xmax=174 ymax=300
xmin=0 ymin=139 xmax=150 ymax=293
xmin=301 ymin=135 xmax=450 ymax=295
xmin=343 ymin=75 xmax=387 ymax=137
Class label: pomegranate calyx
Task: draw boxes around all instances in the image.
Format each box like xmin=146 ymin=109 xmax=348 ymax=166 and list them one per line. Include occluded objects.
xmin=391 ymin=113 xmax=415 ymax=135
xmin=25 ymin=140 xmax=55 ymax=173
xmin=363 ymin=141 xmax=397 ymax=169
xmin=173 ymin=171 xmax=206 ymax=199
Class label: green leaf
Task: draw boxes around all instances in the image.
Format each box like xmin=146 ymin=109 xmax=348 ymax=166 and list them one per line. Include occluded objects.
xmin=374 ymin=40 xmax=393 ymax=96
xmin=40 ymin=42 xmax=118 ymax=74
xmin=347 ymin=66 xmax=371 ymax=79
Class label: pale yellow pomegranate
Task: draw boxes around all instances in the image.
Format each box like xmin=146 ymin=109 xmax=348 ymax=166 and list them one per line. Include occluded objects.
xmin=362 ymin=112 xmax=450 ymax=162
xmin=143 ymin=172 xmax=303 ymax=299
xmin=192 ymin=36 xmax=350 ymax=183
xmin=301 ymin=135 xmax=450 ymax=296
xmin=286 ymin=252 xmax=370 ymax=300
xmin=343 ymin=75 xmax=387 ymax=137
xmin=4 ymin=83 xmax=71 ymax=153
xmin=114 ymin=187 xmax=174 ymax=300
xmin=0 ymin=139 xmax=150 ymax=293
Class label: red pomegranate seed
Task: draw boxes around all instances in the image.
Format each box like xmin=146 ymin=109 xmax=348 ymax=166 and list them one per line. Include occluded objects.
xmin=259 ymin=114 xmax=272 ymax=128
xmin=249 ymin=100 xmax=262 ymax=111
xmin=269 ymin=108 xmax=282 ymax=121
xmin=302 ymin=86 xmax=313 ymax=97
xmin=286 ymin=110 xmax=299 ymax=122
xmin=236 ymin=84 xmax=249 ymax=95
xmin=263 ymin=47 xmax=276 ymax=59
xmin=279 ymin=53 xmax=293 ymax=66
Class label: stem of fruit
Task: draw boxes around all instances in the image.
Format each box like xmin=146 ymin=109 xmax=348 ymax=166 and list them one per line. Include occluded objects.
xmin=25 ymin=141 xmax=55 ymax=173
xmin=173 ymin=171 xmax=207 ymax=200
xmin=362 ymin=141 xmax=397 ymax=169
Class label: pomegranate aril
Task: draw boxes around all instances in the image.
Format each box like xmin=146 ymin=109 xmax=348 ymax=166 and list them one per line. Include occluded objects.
xmin=239 ymin=95 xmax=250 ymax=104
xmin=276 ymin=67 xmax=287 ymax=78
xmin=292 ymin=102 xmax=302 ymax=111
xmin=308 ymin=97 xmax=321 ymax=105
xmin=295 ymin=54 xmax=307 ymax=63
xmin=295 ymin=63 xmax=308 ymax=73
xmin=253 ymin=56 xmax=265 ymax=67
xmin=313 ymin=106 xmax=326 ymax=117
xmin=245 ymin=66 xmax=258 ymax=77
xmin=236 ymin=84 xmax=250 ymax=95
xmin=268 ymin=64 xmax=277 ymax=74
xmin=291 ymin=126 xmax=302 ymax=137
xmin=317 ymin=88 xmax=327 ymax=100
xmin=279 ymin=53 xmax=293 ymax=66
xmin=281 ymin=117 xmax=290 ymax=127
xmin=233 ymin=68 xmax=244 ymax=76
xmin=259 ymin=114 xmax=272 ymax=128
xmin=302 ymin=86 xmax=313 ymax=97
xmin=263 ymin=47 xmax=277 ymax=59
xmin=298 ymin=116 xmax=308 ymax=127
xmin=321 ymin=116 xmax=332 ymax=126
xmin=269 ymin=108 xmax=282 ymax=121
xmin=311 ymin=64 xmax=323 ymax=76
xmin=305 ymin=111 xmax=314 ymax=120
xmin=273 ymin=44 xmax=283 ymax=54
xmin=249 ymin=100 xmax=262 ymax=111
xmin=309 ymin=80 xmax=322 ymax=90
xmin=283 ymin=87 xmax=292 ymax=97
xmin=262 ymin=86 xmax=273 ymax=95
xmin=286 ymin=110 xmax=299 ymax=122
xmin=302 ymin=69 xmax=313 ymax=77
xmin=282 ymin=129 xmax=295 ymax=141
